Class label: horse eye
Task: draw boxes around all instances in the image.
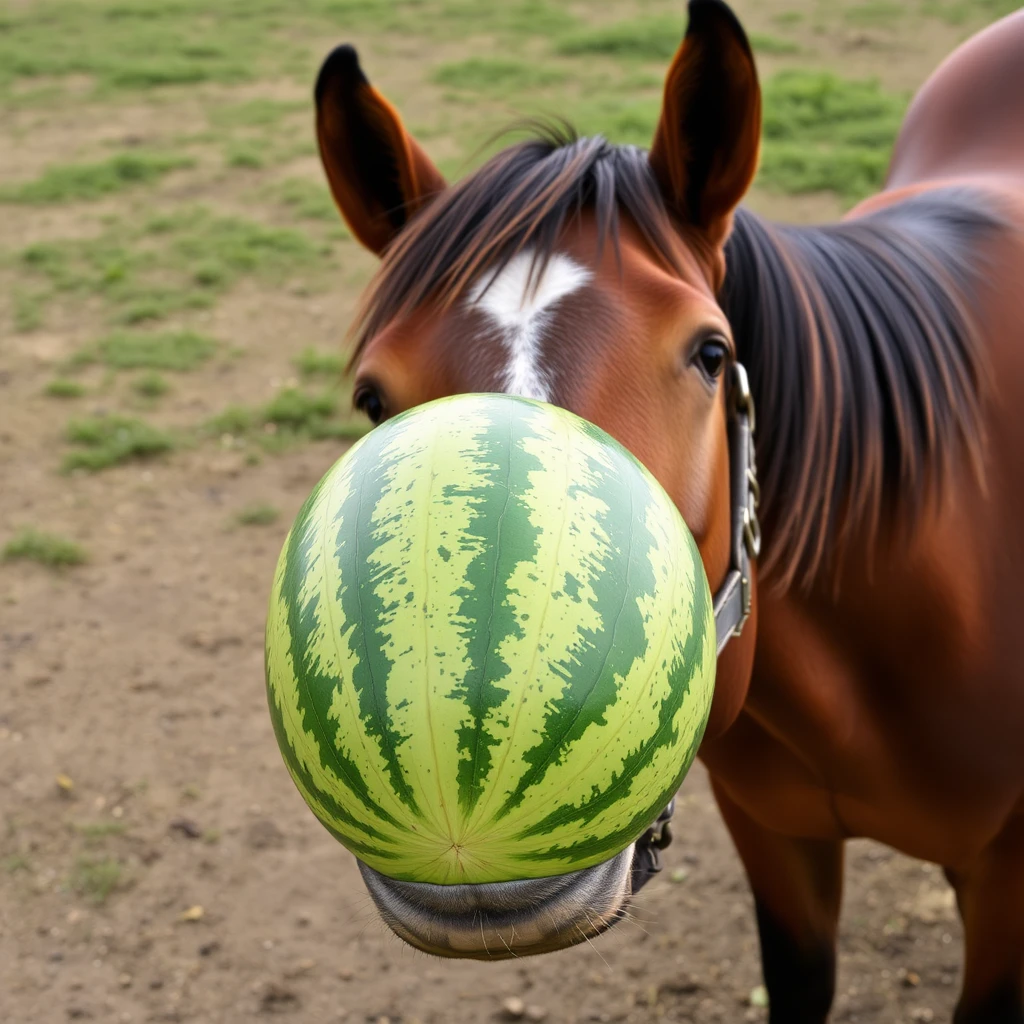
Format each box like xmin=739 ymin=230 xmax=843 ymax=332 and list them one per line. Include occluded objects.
xmin=696 ymin=339 xmax=728 ymax=381
xmin=355 ymin=386 xmax=385 ymax=425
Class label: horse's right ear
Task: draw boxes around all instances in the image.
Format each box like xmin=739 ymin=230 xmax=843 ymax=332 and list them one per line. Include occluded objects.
xmin=315 ymin=45 xmax=446 ymax=255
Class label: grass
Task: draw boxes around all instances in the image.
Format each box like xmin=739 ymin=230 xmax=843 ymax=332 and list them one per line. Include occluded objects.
xmin=45 ymin=378 xmax=86 ymax=399
xmin=271 ymin=178 xmax=340 ymax=223
xmin=12 ymin=291 xmax=44 ymax=331
xmin=74 ymin=821 xmax=127 ymax=841
xmin=294 ymin=347 xmax=344 ymax=377
xmin=62 ymin=415 xmax=176 ymax=472
xmin=236 ymin=502 xmax=280 ymax=526
xmin=16 ymin=208 xmax=330 ymax=327
xmin=0 ymin=152 xmax=193 ymax=203
xmin=3 ymin=528 xmax=88 ymax=567
xmin=206 ymin=386 xmax=368 ymax=449
xmin=70 ymin=855 xmax=123 ymax=904
xmin=844 ymin=1 xmax=906 ymax=25
xmin=225 ymin=143 xmax=265 ymax=170
xmin=757 ymin=71 xmax=907 ymax=201
xmin=207 ymin=98 xmax=305 ymax=129
xmin=133 ymin=372 xmax=169 ymax=397
xmin=557 ymin=17 xmax=797 ymax=61
xmin=73 ymin=329 xmax=218 ymax=372
xmin=433 ymin=57 xmax=566 ymax=93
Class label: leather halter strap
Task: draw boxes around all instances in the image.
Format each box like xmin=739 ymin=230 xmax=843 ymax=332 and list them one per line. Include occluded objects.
xmin=712 ymin=362 xmax=760 ymax=656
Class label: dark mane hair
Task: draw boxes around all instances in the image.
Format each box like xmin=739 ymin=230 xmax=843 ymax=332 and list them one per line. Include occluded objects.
xmin=352 ymin=128 xmax=1003 ymax=591
xmin=723 ymin=193 xmax=1002 ymax=588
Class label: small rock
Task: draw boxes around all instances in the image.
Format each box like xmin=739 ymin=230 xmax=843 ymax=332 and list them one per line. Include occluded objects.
xmin=502 ymin=996 xmax=525 ymax=1019
xmin=247 ymin=820 xmax=285 ymax=850
xmin=910 ymin=1009 xmax=934 ymax=1022
xmin=259 ymin=982 xmax=299 ymax=1014
xmin=118 ymin=974 xmax=132 ymax=989
xmin=56 ymin=774 xmax=74 ymax=795
xmin=902 ymin=970 xmax=921 ymax=988
xmin=170 ymin=818 xmax=202 ymax=839
xmin=179 ymin=905 xmax=204 ymax=923
xmin=748 ymin=985 xmax=769 ymax=1008
xmin=669 ymin=868 xmax=689 ymax=883
xmin=283 ymin=958 xmax=316 ymax=979
xmin=525 ymin=1007 xmax=547 ymax=1022
xmin=337 ymin=968 xmax=353 ymax=981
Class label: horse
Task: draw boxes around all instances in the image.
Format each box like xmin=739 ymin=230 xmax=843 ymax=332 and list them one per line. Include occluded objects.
xmin=313 ymin=2 xmax=1024 ymax=1020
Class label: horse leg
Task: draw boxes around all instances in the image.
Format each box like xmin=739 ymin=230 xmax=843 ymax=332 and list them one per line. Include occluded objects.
xmin=711 ymin=777 xmax=843 ymax=1024
xmin=945 ymin=815 xmax=1024 ymax=1024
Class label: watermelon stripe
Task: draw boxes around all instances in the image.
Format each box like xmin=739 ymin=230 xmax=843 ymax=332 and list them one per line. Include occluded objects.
xmin=333 ymin=426 xmax=422 ymax=817
xmin=495 ymin=442 xmax=656 ymax=819
xmin=516 ymin=558 xmax=709 ymax=840
xmin=275 ymin=503 xmax=406 ymax=831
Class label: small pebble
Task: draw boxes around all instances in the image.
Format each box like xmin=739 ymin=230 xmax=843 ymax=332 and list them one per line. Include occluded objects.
xmin=502 ymin=996 xmax=525 ymax=1019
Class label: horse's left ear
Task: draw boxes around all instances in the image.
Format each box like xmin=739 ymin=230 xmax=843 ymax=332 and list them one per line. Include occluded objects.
xmin=649 ymin=0 xmax=761 ymax=252
xmin=315 ymin=45 xmax=446 ymax=255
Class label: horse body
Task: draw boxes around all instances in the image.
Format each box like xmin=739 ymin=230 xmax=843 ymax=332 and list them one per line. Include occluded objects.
xmin=313 ymin=4 xmax=1024 ymax=1019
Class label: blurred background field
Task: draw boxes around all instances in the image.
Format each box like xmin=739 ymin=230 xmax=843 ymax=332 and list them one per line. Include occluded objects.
xmin=0 ymin=1 xmax=1016 ymax=1022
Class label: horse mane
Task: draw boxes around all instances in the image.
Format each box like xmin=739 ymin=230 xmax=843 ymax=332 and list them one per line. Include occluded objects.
xmin=723 ymin=193 xmax=1002 ymax=589
xmin=352 ymin=127 xmax=1003 ymax=592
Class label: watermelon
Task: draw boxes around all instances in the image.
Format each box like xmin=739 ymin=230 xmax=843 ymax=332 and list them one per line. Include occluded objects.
xmin=265 ymin=393 xmax=715 ymax=885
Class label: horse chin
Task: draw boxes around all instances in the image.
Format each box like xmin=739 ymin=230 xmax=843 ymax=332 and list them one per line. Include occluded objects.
xmin=357 ymin=845 xmax=637 ymax=960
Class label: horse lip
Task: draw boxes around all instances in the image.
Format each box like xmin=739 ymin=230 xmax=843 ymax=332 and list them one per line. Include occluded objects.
xmin=357 ymin=845 xmax=636 ymax=960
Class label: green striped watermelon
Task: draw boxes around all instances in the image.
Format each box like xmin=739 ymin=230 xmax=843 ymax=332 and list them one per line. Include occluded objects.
xmin=265 ymin=393 xmax=715 ymax=884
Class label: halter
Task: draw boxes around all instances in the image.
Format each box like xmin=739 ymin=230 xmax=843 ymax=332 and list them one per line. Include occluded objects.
xmin=712 ymin=362 xmax=761 ymax=655
xmin=633 ymin=361 xmax=761 ymax=890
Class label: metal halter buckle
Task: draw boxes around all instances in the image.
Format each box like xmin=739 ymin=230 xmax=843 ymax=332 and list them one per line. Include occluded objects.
xmin=712 ymin=362 xmax=761 ymax=654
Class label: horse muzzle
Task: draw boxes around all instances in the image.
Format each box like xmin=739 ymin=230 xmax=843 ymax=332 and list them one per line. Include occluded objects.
xmin=357 ymin=801 xmax=675 ymax=960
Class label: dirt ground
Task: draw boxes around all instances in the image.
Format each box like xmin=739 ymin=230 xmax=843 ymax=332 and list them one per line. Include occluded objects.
xmin=0 ymin=2 xmax=1003 ymax=1021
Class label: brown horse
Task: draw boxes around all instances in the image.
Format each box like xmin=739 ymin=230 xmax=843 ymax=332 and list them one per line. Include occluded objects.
xmin=313 ymin=2 xmax=1024 ymax=1020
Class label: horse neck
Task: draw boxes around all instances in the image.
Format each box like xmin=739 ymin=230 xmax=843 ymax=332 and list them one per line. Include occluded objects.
xmin=719 ymin=192 xmax=1001 ymax=596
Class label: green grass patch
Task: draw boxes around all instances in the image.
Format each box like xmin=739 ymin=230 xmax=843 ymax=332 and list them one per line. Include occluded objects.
xmin=206 ymin=387 xmax=368 ymax=449
xmin=271 ymin=178 xmax=338 ymax=222
xmin=63 ymin=415 xmax=176 ymax=472
xmin=294 ymin=346 xmax=344 ymax=377
xmin=844 ymin=1 xmax=906 ymax=25
xmin=133 ymin=371 xmax=169 ymax=397
xmin=3 ymin=528 xmax=88 ymax=567
xmin=433 ymin=57 xmax=566 ymax=93
xmin=70 ymin=855 xmax=123 ymax=904
xmin=757 ymin=71 xmax=907 ymax=202
xmin=557 ymin=17 xmax=797 ymax=61
xmin=0 ymin=152 xmax=193 ymax=204
xmin=207 ymin=97 xmax=305 ymax=129
xmin=236 ymin=502 xmax=280 ymax=526
xmin=74 ymin=329 xmax=217 ymax=372
xmin=45 ymin=378 xmax=86 ymax=399
xmin=225 ymin=143 xmax=265 ymax=170
xmin=16 ymin=209 xmax=330 ymax=327
xmin=74 ymin=821 xmax=127 ymax=841
xmin=3 ymin=853 xmax=31 ymax=874
xmin=922 ymin=0 xmax=1021 ymax=25
xmin=12 ymin=291 xmax=44 ymax=331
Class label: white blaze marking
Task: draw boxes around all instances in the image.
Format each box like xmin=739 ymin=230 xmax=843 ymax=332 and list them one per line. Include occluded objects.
xmin=468 ymin=250 xmax=591 ymax=402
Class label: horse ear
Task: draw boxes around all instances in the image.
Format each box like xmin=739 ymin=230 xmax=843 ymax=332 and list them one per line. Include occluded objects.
xmin=315 ymin=45 xmax=446 ymax=255
xmin=649 ymin=0 xmax=761 ymax=250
